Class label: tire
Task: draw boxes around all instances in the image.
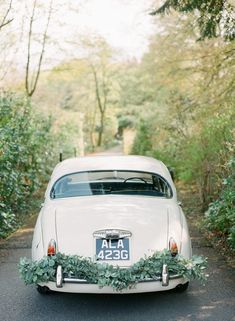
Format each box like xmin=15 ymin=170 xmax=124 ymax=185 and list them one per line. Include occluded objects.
xmin=174 ymin=281 xmax=189 ymax=293
xmin=36 ymin=285 xmax=51 ymax=294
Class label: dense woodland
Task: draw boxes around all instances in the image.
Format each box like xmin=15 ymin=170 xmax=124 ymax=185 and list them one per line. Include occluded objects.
xmin=0 ymin=1 xmax=234 ymax=251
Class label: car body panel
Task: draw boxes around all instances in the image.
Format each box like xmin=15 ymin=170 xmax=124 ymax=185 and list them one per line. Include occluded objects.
xmin=32 ymin=155 xmax=192 ymax=293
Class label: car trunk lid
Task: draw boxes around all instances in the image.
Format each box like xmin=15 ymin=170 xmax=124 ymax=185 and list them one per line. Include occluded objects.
xmin=55 ymin=195 xmax=173 ymax=266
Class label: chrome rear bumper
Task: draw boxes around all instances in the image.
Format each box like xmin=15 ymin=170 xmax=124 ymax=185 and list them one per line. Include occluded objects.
xmin=56 ymin=264 xmax=182 ymax=288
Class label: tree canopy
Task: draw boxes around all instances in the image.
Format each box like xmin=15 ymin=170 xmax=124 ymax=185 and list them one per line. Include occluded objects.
xmin=151 ymin=0 xmax=235 ymax=41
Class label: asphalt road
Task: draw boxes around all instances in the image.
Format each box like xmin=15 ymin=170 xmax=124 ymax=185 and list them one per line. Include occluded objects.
xmin=0 ymin=215 xmax=235 ymax=321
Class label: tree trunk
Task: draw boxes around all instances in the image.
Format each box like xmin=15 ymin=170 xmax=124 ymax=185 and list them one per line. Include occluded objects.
xmin=97 ymin=112 xmax=105 ymax=147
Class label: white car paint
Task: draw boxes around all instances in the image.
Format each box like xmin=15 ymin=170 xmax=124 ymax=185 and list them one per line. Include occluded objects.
xmin=32 ymin=155 xmax=192 ymax=293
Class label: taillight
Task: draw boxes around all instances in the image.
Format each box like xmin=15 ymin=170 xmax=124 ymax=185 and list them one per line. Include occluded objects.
xmin=169 ymin=237 xmax=178 ymax=257
xmin=47 ymin=239 xmax=56 ymax=256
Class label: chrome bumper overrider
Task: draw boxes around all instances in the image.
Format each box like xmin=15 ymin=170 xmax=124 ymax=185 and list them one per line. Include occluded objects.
xmin=55 ymin=264 xmax=182 ymax=288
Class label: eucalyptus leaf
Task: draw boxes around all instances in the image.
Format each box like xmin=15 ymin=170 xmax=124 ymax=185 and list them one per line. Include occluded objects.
xmin=19 ymin=250 xmax=208 ymax=291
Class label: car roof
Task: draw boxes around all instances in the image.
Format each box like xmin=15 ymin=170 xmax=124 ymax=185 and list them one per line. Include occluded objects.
xmin=45 ymin=155 xmax=177 ymax=199
xmin=50 ymin=155 xmax=171 ymax=182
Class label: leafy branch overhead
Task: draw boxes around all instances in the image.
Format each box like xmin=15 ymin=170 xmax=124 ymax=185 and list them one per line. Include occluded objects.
xmin=19 ymin=250 xmax=208 ymax=291
xmin=151 ymin=0 xmax=235 ymax=41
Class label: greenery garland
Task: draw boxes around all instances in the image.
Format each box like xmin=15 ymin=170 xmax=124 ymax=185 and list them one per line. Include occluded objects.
xmin=19 ymin=250 xmax=208 ymax=291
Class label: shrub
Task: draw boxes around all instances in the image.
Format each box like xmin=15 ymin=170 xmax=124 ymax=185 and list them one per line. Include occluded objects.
xmin=178 ymin=112 xmax=235 ymax=206
xmin=0 ymin=92 xmax=54 ymax=237
xmin=132 ymin=110 xmax=235 ymax=209
xmin=131 ymin=119 xmax=153 ymax=155
xmin=204 ymin=158 xmax=235 ymax=249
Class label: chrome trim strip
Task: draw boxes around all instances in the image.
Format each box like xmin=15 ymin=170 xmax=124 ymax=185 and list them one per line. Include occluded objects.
xmin=93 ymin=229 xmax=132 ymax=239
xmin=64 ymin=278 xmax=89 ymax=284
xmin=63 ymin=274 xmax=182 ymax=285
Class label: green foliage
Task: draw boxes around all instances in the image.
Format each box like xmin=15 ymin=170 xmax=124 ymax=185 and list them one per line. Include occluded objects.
xmin=178 ymin=112 xmax=234 ymax=201
xmin=19 ymin=250 xmax=208 ymax=291
xmin=132 ymin=119 xmax=153 ymax=156
xmin=0 ymin=203 xmax=15 ymax=238
xmin=0 ymin=92 xmax=54 ymax=237
xmin=117 ymin=115 xmax=135 ymax=130
xmin=56 ymin=121 xmax=81 ymax=159
xmin=204 ymin=158 xmax=235 ymax=249
xmin=151 ymin=0 xmax=235 ymax=41
xmin=129 ymin=4 xmax=235 ymax=252
xmin=35 ymin=46 xmax=120 ymax=150
xmin=132 ymin=99 xmax=235 ymax=208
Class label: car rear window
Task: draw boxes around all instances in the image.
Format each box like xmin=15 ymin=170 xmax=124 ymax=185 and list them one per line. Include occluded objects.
xmin=50 ymin=170 xmax=173 ymax=199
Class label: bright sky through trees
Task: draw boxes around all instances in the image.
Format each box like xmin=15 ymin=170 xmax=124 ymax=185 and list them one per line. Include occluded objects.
xmin=65 ymin=0 xmax=156 ymax=59
xmin=9 ymin=0 xmax=156 ymax=67
xmin=3 ymin=0 xmax=156 ymax=78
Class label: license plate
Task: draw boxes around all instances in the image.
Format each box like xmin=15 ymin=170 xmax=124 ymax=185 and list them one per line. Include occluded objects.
xmin=96 ymin=238 xmax=130 ymax=261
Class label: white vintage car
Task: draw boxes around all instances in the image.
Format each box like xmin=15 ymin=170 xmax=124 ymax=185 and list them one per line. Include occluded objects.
xmin=32 ymin=155 xmax=192 ymax=294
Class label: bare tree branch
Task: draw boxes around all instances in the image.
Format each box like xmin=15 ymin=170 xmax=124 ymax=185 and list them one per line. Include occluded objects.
xmin=25 ymin=0 xmax=53 ymax=97
xmin=0 ymin=0 xmax=13 ymax=31
xmin=25 ymin=0 xmax=36 ymax=96
xmin=0 ymin=18 xmax=13 ymax=30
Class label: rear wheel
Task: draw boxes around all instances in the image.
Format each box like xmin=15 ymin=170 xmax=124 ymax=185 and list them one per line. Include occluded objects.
xmin=174 ymin=281 xmax=189 ymax=293
xmin=37 ymin=285 xmax=51 ymax=294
